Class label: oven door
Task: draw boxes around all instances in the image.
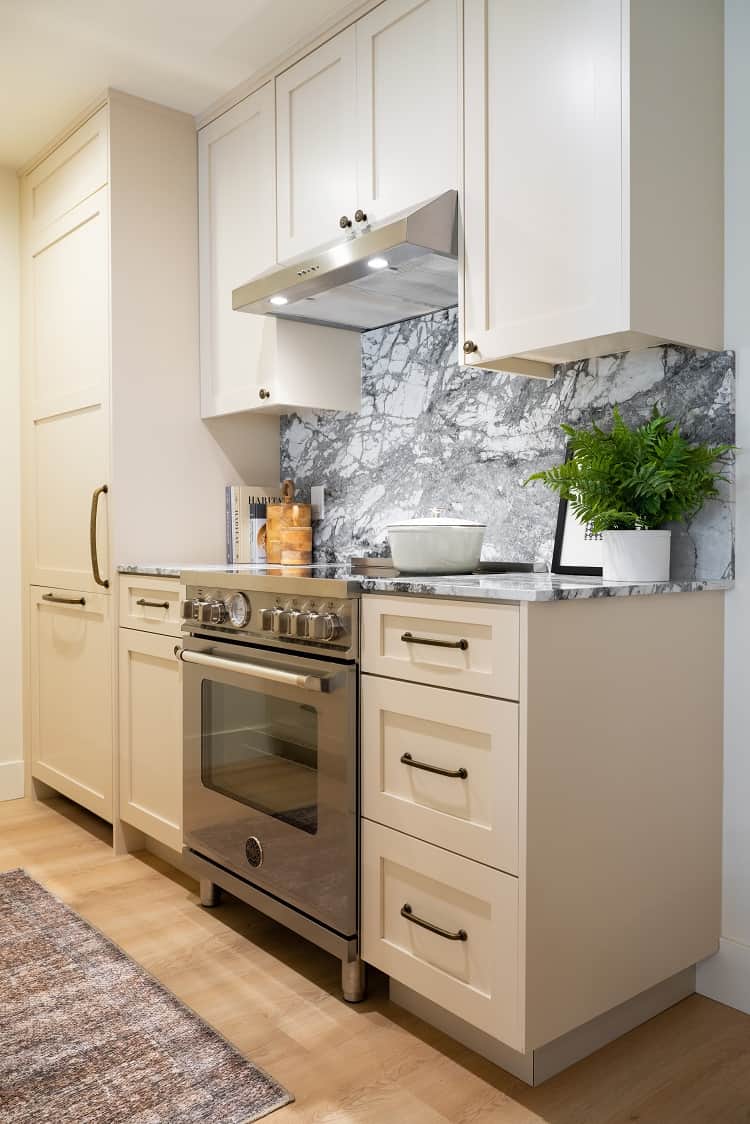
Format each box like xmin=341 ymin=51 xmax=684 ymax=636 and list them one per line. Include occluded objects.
xmin=182 ymin=636 xmax=357 ymax=937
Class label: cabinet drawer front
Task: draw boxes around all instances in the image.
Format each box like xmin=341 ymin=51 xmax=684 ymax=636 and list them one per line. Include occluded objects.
xmin=119 ymin=575 xmax=184 ymax=635
xmin=362 ymin=820 xmax=520 ymax=1047
xmin=362 ymin=677 xmax=518 ymax=872
xmin=361 ymin=596 xmax=519 ymax=698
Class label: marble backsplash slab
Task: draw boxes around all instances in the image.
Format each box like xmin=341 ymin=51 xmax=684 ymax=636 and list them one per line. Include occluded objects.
xmin=280 ymin=307 xmax=735 ymax=580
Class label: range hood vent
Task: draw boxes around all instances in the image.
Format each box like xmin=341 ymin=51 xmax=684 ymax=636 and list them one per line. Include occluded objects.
xmin=232 ymin=190 xmax=458 ymax=332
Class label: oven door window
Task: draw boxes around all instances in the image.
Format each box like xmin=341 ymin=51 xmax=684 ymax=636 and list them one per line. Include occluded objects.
xmin=201 ymin=679 xmax=319 ymax=835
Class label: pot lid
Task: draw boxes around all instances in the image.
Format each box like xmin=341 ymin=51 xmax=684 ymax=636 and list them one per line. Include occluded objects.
xmin=387 ymin=516 xmax=486 ymax=529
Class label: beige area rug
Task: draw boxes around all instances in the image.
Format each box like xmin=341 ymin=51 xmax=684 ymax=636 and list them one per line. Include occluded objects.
xmin=0 ymin=869 xmax=293 ymax=1123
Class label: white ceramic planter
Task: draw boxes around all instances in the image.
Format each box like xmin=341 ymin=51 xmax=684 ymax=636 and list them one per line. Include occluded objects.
xmin=387 ymin=517 xmax=486 ymax=574
xmin=601 ymin=529 xmax=671 ymax=583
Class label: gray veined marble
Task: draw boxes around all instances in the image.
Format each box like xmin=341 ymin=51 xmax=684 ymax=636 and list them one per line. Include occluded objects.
xmin=280 ymin=307 xmax=735 ymax=581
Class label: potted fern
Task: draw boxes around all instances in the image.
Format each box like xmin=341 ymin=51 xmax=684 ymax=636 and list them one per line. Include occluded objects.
xmin=526 ymin=408 xmax=733 ymax=583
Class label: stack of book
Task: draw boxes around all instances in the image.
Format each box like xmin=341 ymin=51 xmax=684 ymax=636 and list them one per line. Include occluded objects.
xmin=225 ymin=485 xmax=281 ymax=564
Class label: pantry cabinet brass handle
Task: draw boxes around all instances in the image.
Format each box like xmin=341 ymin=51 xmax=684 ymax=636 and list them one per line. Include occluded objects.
xmin=89 ymin=484 xmax=109 ymax=588
xmin=42 ymin=593 xmax=86 ymax=606
xmin=400 ymin=752 xmax=468 ymax=780
xmin=401 ymin=903 xmax=467 ymax=942
xmin=339 ymin=214 xmax=352 ymax=229
xmin=401 ymin=631 xmax=468 ymax=651
xmin=463 ymin=339 xmax=478 ymax=354
xmin=136 ymin=598 xmax=170 ymax=610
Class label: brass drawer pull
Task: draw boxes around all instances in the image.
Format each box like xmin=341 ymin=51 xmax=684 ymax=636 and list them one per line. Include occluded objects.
xmin=42 ymin=593 xmax=86 ymax=606
xmin=89 ymin=484 xmax=109 ymax=588
xmin=401 ymin=903 xmax=467 ymax=942
xmin=136 ymin=598 xmax=170 ymax=610
xmin=401 ymin=752 xmax=468 ymax=780
xmin=401 ymin=631 xmax=468 ymax=651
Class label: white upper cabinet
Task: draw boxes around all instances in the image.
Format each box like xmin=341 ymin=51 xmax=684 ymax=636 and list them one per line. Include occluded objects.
xmin=199 ymin=84 xmax=277 ymax=417
xmin=275 ymin=0 xmax=459 ymax=261
xmin=461 ymin=0 xmax=724 ymax=377
xmin=355 ymin=0 xmax=458 ymax=225
xmin=276 ymin=28 xmax=358 ymax=262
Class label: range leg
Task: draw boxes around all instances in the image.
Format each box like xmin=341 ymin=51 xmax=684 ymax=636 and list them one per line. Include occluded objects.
xmin=341 ymin=956 xmax=366 ymax=1003
xmin=199 ymin=879 xmax=221 ymax=908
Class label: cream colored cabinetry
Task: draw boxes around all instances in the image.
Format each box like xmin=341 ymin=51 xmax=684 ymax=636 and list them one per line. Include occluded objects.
xmin=275 ymin=0 xmax=459 ymax=261
xmin=461 ymin=0 xmax=724 ymax=377
xmin=198 ymin=83 xmax=361 ymax=417
xmin=22 ymin=92 xmax=237 ymax=823
xmin=361 ymin=592 xmax=724 ymax=1071
xmin=25 ymin=110 xmax=110 ymax=593
xmin=29 ymin=588 xmax=112 ymax=820
xmin=118 ymin=576 xmax=183 ymax=852
xmin=354 ymin=0 xmax=458 ymax=226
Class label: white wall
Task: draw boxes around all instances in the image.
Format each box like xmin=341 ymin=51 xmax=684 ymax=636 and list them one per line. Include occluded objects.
xmin=697 ymin=0 xmax=750 ymax=1011
xmin=0 ymin=168 xmax=23 ymax=800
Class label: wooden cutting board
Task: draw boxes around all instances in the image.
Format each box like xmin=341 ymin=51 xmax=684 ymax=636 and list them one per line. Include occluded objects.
xmin=266 ymin=479 xmax=312 ymax=565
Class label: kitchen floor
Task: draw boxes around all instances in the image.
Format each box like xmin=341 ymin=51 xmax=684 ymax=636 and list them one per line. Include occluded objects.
xmin=3 ymin=798 xmax=750 ymax=1124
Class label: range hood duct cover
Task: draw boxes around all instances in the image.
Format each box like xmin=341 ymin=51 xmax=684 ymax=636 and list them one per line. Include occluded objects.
xmin=232 ymin=190 xmax=458 ymax=332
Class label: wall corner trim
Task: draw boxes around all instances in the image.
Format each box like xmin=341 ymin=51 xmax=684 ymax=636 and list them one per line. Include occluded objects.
xmin=697 ymin=937 xmax=750 ymax=1015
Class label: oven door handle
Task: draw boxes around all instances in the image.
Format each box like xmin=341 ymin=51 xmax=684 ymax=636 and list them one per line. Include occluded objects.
xmin=175 ymin=646 xmax=333 ymax=692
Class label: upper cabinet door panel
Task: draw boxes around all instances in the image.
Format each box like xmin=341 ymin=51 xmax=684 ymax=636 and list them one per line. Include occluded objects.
xmin=31 ymin=188 xmax=109 ymax=420
xmin=462 ymin=0 xmax=623 ymax=363
xmin=275 ymin=27 xmax=357 ymax=262
xmin=356 ymin=0 xmax=459 ymax=224
xmin=26 ymin=107 xmax=108 ymax=239
xmin=198 ymin=84 xmax=277 ymax=417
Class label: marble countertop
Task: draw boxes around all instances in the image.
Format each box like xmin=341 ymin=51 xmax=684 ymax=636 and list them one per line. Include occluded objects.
xmin=118 ymin=564 xmax=731 ymax=602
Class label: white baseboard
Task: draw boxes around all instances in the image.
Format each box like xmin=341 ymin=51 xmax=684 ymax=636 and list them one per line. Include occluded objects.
xmin=697 ymin=937 xmax=750 ymax=1015
xmin=0 ymin=760 xmax=25 ymax=801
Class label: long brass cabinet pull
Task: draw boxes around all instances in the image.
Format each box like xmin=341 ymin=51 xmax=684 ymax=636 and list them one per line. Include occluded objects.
xmin=401 ymin=631 xmax=468 ymax=651
xmin=401 ymin=903 xmax=467 ymax=942
xmin=90 ymin=484 xmax=109 ymax=588
xmin=136 ymin=598 xmax=170 ymax=610
xmin=42 ymin=593 xmax=86 ymax=606
xmin=401 ymin=752 xmax=468 ymax=780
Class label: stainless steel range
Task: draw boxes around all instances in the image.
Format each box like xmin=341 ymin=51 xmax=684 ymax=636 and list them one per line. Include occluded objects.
xmin=179 ymin=567 xmax=364 ymax=1002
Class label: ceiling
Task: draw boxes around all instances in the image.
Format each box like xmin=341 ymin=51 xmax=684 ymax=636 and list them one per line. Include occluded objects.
xmin=0 ymin=0 xmax=357 ymax=168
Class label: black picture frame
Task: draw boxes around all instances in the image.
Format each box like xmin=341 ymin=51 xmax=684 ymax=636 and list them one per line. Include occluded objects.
xmin=550 ymin=447 xmax=603 ymax=577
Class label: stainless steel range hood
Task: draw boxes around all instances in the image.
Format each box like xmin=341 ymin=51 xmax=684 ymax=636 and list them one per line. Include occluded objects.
xmin=232 ymin=190 xmax=458 ymax=332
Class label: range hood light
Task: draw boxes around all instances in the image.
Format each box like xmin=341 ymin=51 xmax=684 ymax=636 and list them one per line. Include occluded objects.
xmin=269 ymin=295 xmax=288 ymax=306
xmin=367 ymin=257 xmax=389 ymax=270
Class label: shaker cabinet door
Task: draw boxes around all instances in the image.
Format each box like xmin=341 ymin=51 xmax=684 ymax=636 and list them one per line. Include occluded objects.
xmin=30 ymin=587 xmax=113 ymax=822
xmin=461 ymin=0 xmax=623 ymax=372
xmin=119 ymin=628 xmax=183 ymax=852
xmin=24 ymin=119 xmax=111 ymax=593
xmin=199 ymin=83 xmax=277 ymax=417
xmin=355 ymin=0 xmax=459 ymax=225
xmin=275 ymin=27 xmax=358 ymax=262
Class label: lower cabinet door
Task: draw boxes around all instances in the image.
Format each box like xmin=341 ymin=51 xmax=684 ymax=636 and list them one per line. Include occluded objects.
xmin=362 ymin=819 xmax=521 ymax=1048
xmin=30 ymin=586 xmax=113 ymax=821
xmin=118 ymin=628 xmax=182 ymax=851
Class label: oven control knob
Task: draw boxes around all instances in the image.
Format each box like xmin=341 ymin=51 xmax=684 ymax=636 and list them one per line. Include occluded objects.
xmin=260 ymin=607 xmax=275 ymax=631
xmin=288 ymin=609 xmax=308 ymax=638
xmin=271 ymin=607 xmax=291 ymax=635
xmin=306 ymin=611 xmax=325 ymax=641
xmin=197 ymin=599 xmax=225 ymax=624
xmin=181 ymin=599 xmax=197 ymax=620
xmin=322 ymin=612 xmax=342 ymax=641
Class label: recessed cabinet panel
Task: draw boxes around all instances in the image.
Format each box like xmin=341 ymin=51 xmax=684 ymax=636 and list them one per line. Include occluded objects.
xmin=462 ymin=0 xmax=623 ymax=367
xmin=119 ymin=628 xmax=182 ymax=851
xmin=199 ymin=85 xmax=277 ymax=418
xmin=275 ymin=27 xmax=357 ymax=262
xmin=362 ymin=820 xmax=521 ymax=1047
xmin=32 ymin=404 xmax=109 ymax=593
xmin=356 ymin=0 xmax=458 ymax=224
xmin=31 ymin=188 xmax=109 ymax=420
xmin=30 ymin=587 xmax=113 ymax=821
xmin=27 ymin=107 xmax=108 ymax=233
xmin=362 ymin=675 xmax=518 ymax=871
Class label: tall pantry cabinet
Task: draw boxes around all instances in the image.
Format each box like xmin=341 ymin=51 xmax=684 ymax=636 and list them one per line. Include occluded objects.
xmin=20 ymin=91 xmax=259 ymax=821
